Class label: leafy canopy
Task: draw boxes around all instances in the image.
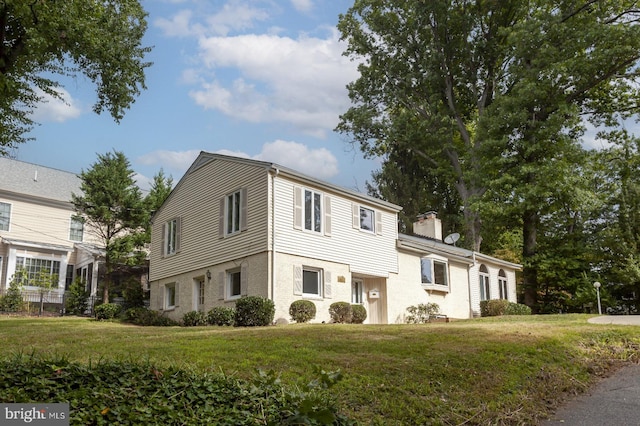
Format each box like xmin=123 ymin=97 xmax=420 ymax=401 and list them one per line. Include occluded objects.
xmin=0 ymin=0 xmax=151 ymax=152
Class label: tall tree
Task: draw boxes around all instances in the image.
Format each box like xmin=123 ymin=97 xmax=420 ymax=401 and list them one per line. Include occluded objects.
xmin=72 ymin=151 xmax=145 ymax=303
xmin=0 ymin=0 xmax=151 ymax=153
xmin=337 ymin=0 xmax=640 ymax=309
xmin=142 ymin=169 xmax=173 ymax=244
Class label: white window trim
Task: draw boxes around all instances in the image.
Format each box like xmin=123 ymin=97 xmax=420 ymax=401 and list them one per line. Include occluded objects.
xmin=420 ymin=256 xmax=450 ymax=293
xmin=227 ymin=268 xmax=242 ymax=300
xmin=302 ymin=267 xmax=323 ymax=299
xmin=498 ymin=270 xmax=508 ymax=300
xmin=479 ymin=266 xmax=490 ymax=301
xmin=163 ymin=217 xmax=181 ymax=257
xmin=165 ymin=283 xmax=177 ymax=310
xmin=352 ymin=279 xmax=364 ymax=304
xmin=220 ymin=188 xmax=248 ymax=238
xmin=0 ymin=201 xmax=11 ymax=232
xmin=69 ymin=216 xmax=84 ymax=242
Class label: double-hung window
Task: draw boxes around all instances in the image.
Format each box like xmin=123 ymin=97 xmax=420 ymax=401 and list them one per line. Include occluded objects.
xmin=220 ymin=188 xmax=247 ymax=237
xmin=304 ymin=189 xmax=322 ymax=232
xmin=226 ymin=191 xmax=241 ymax=235
xmin=227 ymin=268 xmax=242 ymax=299
xmin=69 ymin=216 xmax=84 ymax=241
xmin=165 ymin=283 xmax=177 ymax=309
xmin=0 ymin=202 xmax=10 ymax=231
xmin=163 ymin=218 xmax=181 ymax=256
xmin=359 ymin=207 xmax=375 ymax=232
xmin=479 ymin=265 xmax=490 ymax=301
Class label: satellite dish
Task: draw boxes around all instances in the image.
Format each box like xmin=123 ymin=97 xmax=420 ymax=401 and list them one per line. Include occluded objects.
xmin=444 ymin=233 xmax=460 ymax=246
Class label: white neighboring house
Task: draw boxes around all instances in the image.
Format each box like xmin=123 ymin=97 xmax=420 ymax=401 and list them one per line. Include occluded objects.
xmin=0 ymin=158 xmax=104 ymax=299
xmin=148 ymin=152 xmax=521 ymax=324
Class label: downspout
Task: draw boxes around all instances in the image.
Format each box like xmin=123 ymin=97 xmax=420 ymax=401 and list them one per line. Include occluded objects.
xmin=467 ymin=252 xmax=476 ymax=318
xmin=270 ymin=167 xmax=279 ymax=304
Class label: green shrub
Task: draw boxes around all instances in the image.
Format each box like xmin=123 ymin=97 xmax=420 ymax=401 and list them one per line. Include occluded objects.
xmin=0 ymin=276 xmax=24 ymax=312
xmin=122 ymin=307 xmax=178 ymax=326
xmin=289 ymin=300 xmax=316 ymax=323
xmin=65 ymin=277 xmax=88 ymax=315
xmin=405 ymin=303 xmax=440 ymax=324
xmin=480 ymin=299 xmax=511 ymax=317
xmin=207 ymin=306 xmax=235 ymax=326
xmin=234 ymin=296 xmax=275 ymax=327
xmin=122 ymin=277 xmax=146 ymax=310
xmin=504 ymin=302 xmax=532 ymax=316
xmin=182 ymin=310 xmax=207 ymax=326
xmin=350 ymin=304 xmax=367 ymax=324
xmin=0 ymin=354 xmax=353 ymax=425
xmin=94 ymin=303 xmax=122 ymax=320
xmin=329 ymin=302 xmax=352 ymax=323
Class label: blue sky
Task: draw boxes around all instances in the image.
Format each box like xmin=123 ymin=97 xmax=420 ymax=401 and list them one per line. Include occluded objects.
xmin=16 ymin=0 xmax=380 ymax=193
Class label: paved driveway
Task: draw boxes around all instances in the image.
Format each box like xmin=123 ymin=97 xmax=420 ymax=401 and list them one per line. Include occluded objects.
xmin=543 ymin=316 xmax=640 ymax=425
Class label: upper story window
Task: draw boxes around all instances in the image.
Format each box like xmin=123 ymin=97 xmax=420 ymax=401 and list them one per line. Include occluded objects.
xmin=359 ymin=207 xmax=375 ymax=232
xmin=220 ymin=188 xmax=247 ymax=237
xmin=293 ymin=187 xmax=331 ymax=236
xmin=163 ymin=217 xmax=181 ymax=256
xmin=498 ymin=269 xmax=508 ymax=299
xmin=479 ymin=264 xmax=490 ymax=301
xmin=69 ymin=216 xmax=84 ymax=242
xmin=0 ymin=202 xmax=11 ymax=231
xmin=352 ymin=204 xmax=382 ymax=235
xmin=305 ymin=189 xmax=322 ymax=232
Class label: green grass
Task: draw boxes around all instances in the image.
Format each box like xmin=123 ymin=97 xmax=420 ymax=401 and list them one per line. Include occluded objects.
xmin=1 ymin=314 xmax=638 ymax=425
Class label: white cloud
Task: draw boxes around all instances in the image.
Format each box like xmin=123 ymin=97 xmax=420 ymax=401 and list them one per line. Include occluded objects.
xmin=290 ymin=0 xmax=313 ymax=13
xmin=190 ymin=31 xmax=359 ymax=137
xmin=31 ymin=88 xmax=82 ymax=123
xmin=255 ymin=139 xmax=339 ymax=179
xmin=155 ymin=1 xmax=269 ymax=37
xmin=137 ymin=140 xmax=339 ymax=183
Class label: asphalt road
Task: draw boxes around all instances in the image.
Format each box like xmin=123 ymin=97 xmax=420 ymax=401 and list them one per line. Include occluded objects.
xmin=543 ymin=316 xmax=640 ymax=425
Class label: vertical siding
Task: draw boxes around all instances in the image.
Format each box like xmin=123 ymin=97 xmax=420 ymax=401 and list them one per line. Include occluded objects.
xmin=150 ymin=160 xmax=270 ymax=281
xmin=272 ymin=177 xmax=399 ymax=278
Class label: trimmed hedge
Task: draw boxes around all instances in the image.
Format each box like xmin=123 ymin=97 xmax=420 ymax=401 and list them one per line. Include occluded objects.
xmin=329 ymin=302 xmax=352 ymax=324
xmin=350 ymin=305 xmax=367 ymax=324
xmin=207 ymin=306 xmax=236 ymax=326
xmin=235 ymin=296 xmax=275 ymax=327
xmin=289 ymin=300 xmax=317 ymax=323
xmin=480 ymin=300 xmax=532 ymax=317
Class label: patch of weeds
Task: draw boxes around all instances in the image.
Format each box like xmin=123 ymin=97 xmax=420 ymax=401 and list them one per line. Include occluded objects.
xmin=0 ymin=353 xmax=353 ymax=425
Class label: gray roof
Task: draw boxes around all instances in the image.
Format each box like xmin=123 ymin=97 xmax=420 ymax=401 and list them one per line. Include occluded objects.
xmin=0 ymin=157 xmax=81 ymax=203
xmin=398 ymin=233 xmax=522 ymax=270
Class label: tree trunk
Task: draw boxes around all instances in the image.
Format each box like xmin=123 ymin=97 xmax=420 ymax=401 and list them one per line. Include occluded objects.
xmin=522 ymin=208 xmax=538 ymax=311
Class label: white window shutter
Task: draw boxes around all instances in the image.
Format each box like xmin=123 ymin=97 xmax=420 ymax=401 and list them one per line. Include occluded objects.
xmin=324 ymin=271 xmax=332 ymax=299
xmin=174 ymin=282 xmax=180 ymax=307
xmin=324 ymin=196 xmax=332 ymax=236
xmin=293 ymin=265 xmax=302 ymax=295
xmin=240 ymin=187 xmax=248 ymax=231
xmin=161 ymin=223 xmax=166 ymax=257
xmin=219 ymin=197 xmax=225 ymax=238
xmin=375 ymin=211 xmax=383 ymax=235
xmin=241 ymin=264 xmax=248 ymax=296
xmin=352 ymin=204 xmax=360 ymax=229
xmin=175 ymin=217 xmax=182 ymax=252
xmin=218 ymin=272 xmax=225 ymax=300
xmin=293 ymin=187 xmax=303 ymax=230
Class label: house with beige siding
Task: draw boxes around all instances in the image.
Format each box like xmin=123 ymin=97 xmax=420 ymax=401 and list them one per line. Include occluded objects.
xmin=0 ymin=158 xmax=104 ymax=299
xmin=149 ymin=152 xmax=520 ymax=324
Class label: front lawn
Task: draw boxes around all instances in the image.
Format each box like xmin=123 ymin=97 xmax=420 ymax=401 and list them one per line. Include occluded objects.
xmin=0 ymin=314 xmax=638 ymax=425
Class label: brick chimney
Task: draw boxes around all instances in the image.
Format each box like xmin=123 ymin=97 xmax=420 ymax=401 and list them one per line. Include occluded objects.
xmin=413 ymin=211 xmax=443 ymax=241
